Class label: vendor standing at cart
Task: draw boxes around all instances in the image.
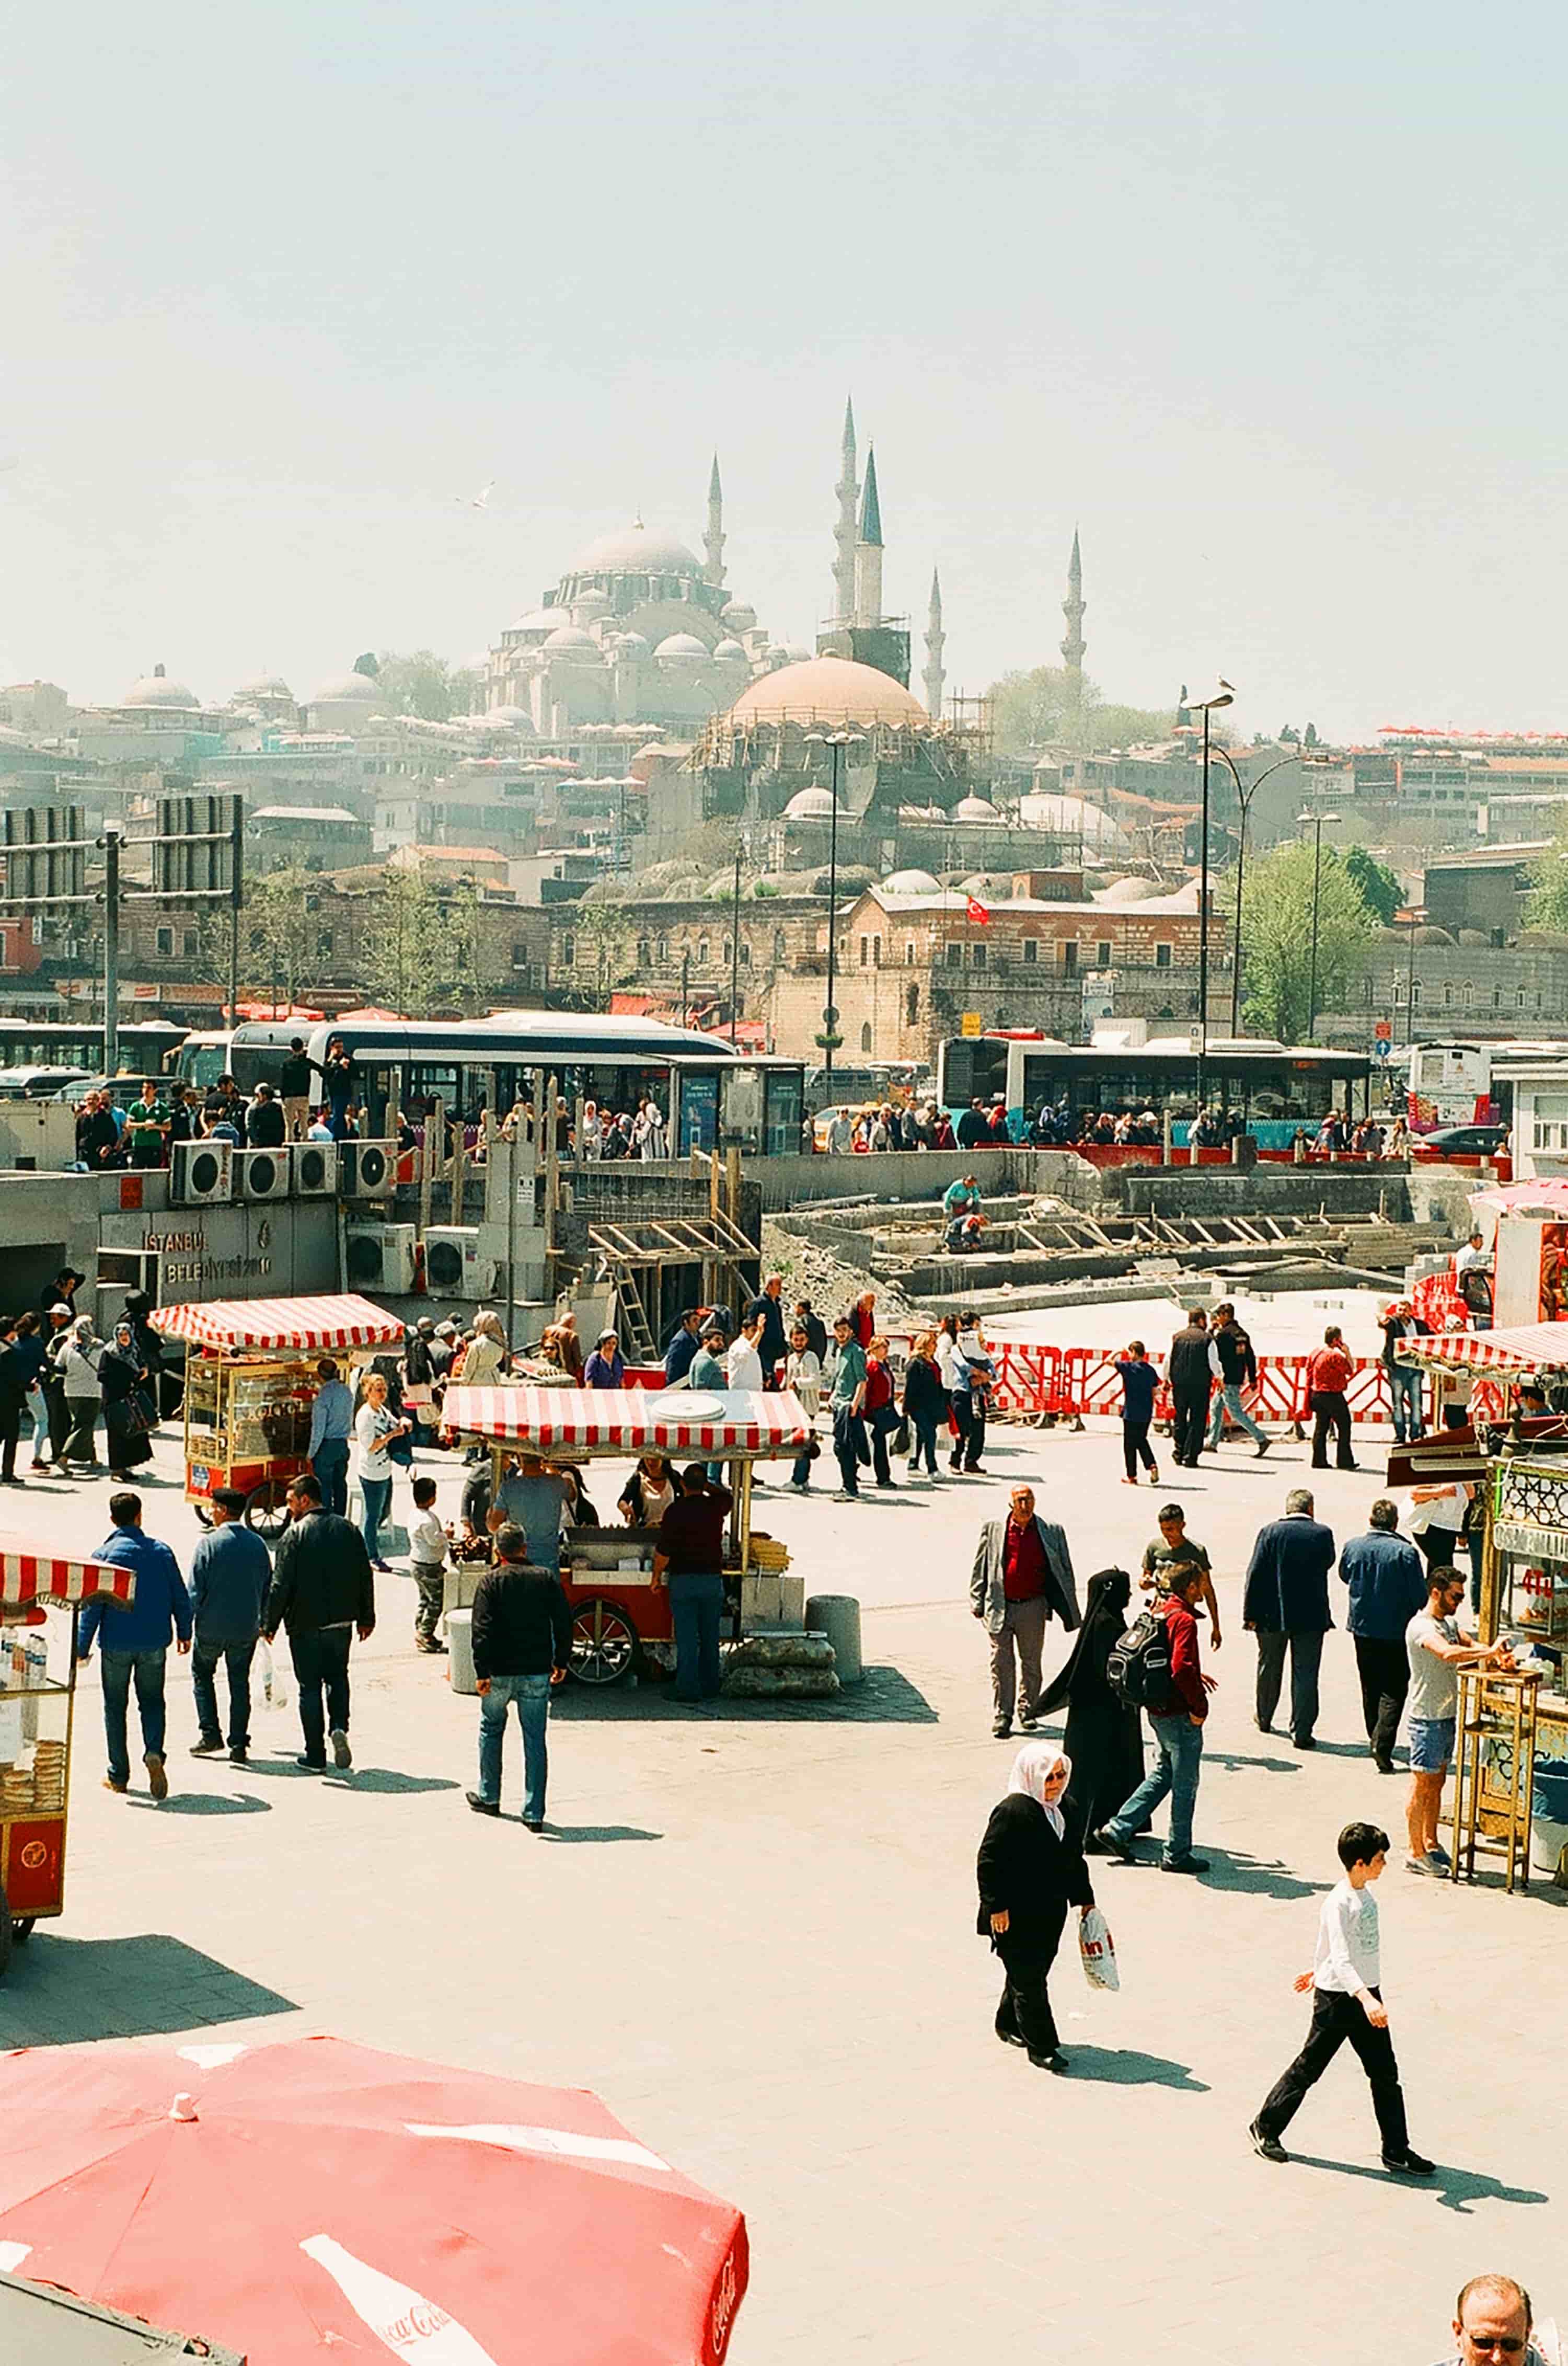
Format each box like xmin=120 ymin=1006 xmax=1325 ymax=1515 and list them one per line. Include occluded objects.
xmin=652 ymin=1465 xmax=733 ymax=1706
xmin=487 ymin=1454 xmax=570 ymax=1575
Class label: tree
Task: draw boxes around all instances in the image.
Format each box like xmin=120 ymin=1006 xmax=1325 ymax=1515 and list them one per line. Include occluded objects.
xmin=373 ymin=650 xmax=481 ymax=723
xmin=1527 ymin=826 xmax=1568 ymax=931
xmin=1278 ymin=724 xmax=1300 ymax=744
xmin=1239 ymin=840 xmax=1375 ymax=1042
xmin=1343 ymin=845 xmax=1402 ymax=926
xmin=361 ymin=860 xmax=476 ymax=1018
xmin=986 ymin=664 xmax=1175 ymax=755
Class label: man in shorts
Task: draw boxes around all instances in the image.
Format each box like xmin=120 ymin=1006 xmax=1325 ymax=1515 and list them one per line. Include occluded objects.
xmin=1404 ymin=1565 xmax=1509 ymax=1875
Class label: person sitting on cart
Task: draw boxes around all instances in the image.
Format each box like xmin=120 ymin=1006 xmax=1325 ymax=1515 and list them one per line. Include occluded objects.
xmin=651 ymin=1464 xmax=733 ymax=1707
xmin=487 ymin=1453 xmax=570 ymax=1575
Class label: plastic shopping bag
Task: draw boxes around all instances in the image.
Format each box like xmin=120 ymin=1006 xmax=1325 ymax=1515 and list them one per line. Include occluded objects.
xmin=1078 ymin=1906 xmax=1120 ymax=1992
xmin=258 ymin=1638 xmax=291 ymax=1715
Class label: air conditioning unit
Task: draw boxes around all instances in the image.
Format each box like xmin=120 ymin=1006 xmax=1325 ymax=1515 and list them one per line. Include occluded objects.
xmin=170 ymin=1139 xmax=233 ymax=1205
xmin=339 ymin=1139 xmax=396 ymax=1198
xmin=233 ymin=1145 xmax=291 ymax=1201
xmin=292 ymin=1140 xmax=338 ymax=1196
xmin=344 ymin=1220 xmax=418 ymax=1294
xmin=423 ymin=1225 xmax=500 ymax=1301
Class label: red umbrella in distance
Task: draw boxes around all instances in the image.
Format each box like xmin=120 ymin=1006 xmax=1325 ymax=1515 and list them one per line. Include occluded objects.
xmin=0 ymin=2035 xmax=747 ymax=2364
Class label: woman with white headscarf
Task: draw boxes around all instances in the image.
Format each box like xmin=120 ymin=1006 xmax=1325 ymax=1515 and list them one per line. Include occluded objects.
xmin=976 ymin=1740 xmax=1096 ymax=2073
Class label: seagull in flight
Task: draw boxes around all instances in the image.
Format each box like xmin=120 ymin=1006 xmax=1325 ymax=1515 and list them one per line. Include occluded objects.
xmin=457 ymin=479 xmax=495 ymax=510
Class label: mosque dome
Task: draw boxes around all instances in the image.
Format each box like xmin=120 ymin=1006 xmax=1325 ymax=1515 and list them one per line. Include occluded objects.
xmin=572 ymin=586 xmax=612 ymax=616
xmin=1098 ymin=875 xmax=1161 ymax=905
xmin=883 ymin=867 xmax=941 ymax=894
xmin=572 ymin=522 xmax=703 ymax=577
xmin=484 ymin=704 xmax=531 ymax=726
xmin=953 ymin=795 xmax=1000 ymax=821
xmin=615 ymin=633 xmax=651 ymax=659
xmin=124 ymin=666 xmax=198 ymax=710
xmin=712 ymin=638 xmax=748 ymax=662
xmin=783 ymin=786 xmax=841 ymax=820
xmin=311 ymin=670 xmax=383 ymax=706
xmin=543 ymin=626 xmax=599 ymax=656
xmin=654 ymin=633 xmax=709 ymax=664
xmin=232 ymin=673 xmax=292 ymax=703
xmin=1019 ymin=791 xmax=1126 ymax=849
xmin=725 ymin=654 xmax=929 ymax=729
xmin=720 ymin=601 xmax=757 ymax=632
xmin=781 ymin=644 xmax=813 ymax=663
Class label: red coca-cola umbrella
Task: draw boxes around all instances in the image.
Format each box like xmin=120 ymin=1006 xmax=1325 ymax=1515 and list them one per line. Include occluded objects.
xmin=0 ymin=2035 xmax=746 ymax=2364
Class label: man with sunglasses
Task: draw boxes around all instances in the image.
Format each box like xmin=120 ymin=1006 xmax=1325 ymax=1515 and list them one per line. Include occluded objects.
xmin=1432 ymin=2273 xmax=1545 ymax=2366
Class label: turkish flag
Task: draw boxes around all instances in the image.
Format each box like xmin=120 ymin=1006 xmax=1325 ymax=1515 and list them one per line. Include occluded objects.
xmin=965 ymin=896 xmax=990 ymax=925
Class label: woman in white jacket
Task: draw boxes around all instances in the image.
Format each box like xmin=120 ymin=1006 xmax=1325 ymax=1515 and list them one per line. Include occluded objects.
xmin=61 ymin=1318 xmax=104 ymax=1469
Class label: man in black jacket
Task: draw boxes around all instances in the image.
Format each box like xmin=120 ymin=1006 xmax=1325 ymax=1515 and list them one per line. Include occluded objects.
xmin=743 ymin=1276 xmax=789 ymax=1387
xmin=467 ymin=1523 xmax=571 ymax=1829
xmin=1243 ymin=1486 xmax=1335 ymax=1748
xmin=244 ymin=1083 xmax=288 ymax=1148
xmin=1167 ymin=1308 xmax=1212 ymax=1468
xmin=1204 ymin=1302 xmax=1271 ymax=1457
xmin=263 ymin=1474 xmax=375 ymax=1771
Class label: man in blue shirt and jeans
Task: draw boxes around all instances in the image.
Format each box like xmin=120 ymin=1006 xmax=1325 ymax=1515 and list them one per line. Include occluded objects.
xmin=76 ymin=1491 xmax=192 ymax=1800
xmin=188 ymin=1485 xmax=271 ymax=1765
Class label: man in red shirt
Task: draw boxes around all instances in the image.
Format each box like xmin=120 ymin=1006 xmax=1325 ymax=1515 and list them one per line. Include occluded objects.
xmin=970 ymin=1485 xmax=1081 ymax=1739
xmin=1090 ymin=1565 xmax=1215 ymax=1874
xmin=652 ymin=1465 xmax=733 ymax=1706
xmin=1307 ymin=1323 xmax=1358 ymax=1473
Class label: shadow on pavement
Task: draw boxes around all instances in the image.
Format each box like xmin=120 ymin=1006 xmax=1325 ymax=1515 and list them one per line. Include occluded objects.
xmin=126 ymin=1792 xmax=271 ymax=1816
xmin=322 ymin=1768 xmax=462 ymax=1795
xmin=1288 ymin=2154 xmax=1550 ymax=2212
xmin=539 ymin=1824 xmax=663 ymax=1844
xmin=552 ymin=1664 xmax=938 ymax=1725
xmin=1198 ymin=1851 xmax=1329 ymax=1901
xmin=1062 ymin=2046 xmax=1210 ymax=2091
xmin=1206 ymin=1751 xmax=1301 ymax=1775
xmin=0 ymin=1934 xmax=297 ymax=2049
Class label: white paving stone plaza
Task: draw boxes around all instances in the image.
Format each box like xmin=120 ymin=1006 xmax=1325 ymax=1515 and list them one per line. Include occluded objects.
xmin=2 ymin=1373 xmax=1560 ymax=2363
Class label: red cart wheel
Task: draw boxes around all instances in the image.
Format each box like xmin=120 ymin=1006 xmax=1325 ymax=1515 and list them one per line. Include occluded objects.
xmin=570 ymin=1599 xmax=637 ymax=1686
xmin=191 ymin=1500 xmax=214 ymax=1529
xmin=246 ymin=1479 xmax=292 ymax=1542
xmin=11 ymin=1918 xmax=34 ymax=1943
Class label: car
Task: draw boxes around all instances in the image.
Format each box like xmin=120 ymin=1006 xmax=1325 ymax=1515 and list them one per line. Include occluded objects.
xmin=0 ymin=1065 xmax=97 ymax=1099
xmin=1413 ymin=1122 xmax=1509 ymax=1157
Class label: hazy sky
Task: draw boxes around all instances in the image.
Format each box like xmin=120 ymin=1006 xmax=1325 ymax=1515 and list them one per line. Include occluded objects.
xmin=4 ymin=2 xmax=1564 ymax=741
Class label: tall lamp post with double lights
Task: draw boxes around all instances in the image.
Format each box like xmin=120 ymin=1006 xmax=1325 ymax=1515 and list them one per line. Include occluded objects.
xmin=1186 ymin=683 xmax=1234 ymax=1127
xmin=1297 ymin=807 xmax=1342 ymax=1039
xmin=1209 ymin=748 xmax=1302 ymax=1039
xmin=804 ymin=729 xmax=864 ymax=1096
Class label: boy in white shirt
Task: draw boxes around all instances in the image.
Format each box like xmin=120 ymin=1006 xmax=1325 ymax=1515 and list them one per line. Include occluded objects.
xmin=408 ymin=1474 xmax=448 ymax=1656
xmin=1249 ymin=1820 xmax=1433 ymax=2177
xmin=724 ymin=1316 xmax=765 ymax=1394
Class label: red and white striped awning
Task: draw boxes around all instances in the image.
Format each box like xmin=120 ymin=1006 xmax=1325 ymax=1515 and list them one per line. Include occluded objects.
xmin=1397 ymin=1321 xmax=1568 ymax=1376
xmin=443 ymin=1384 xmax=811 ymax=1456
xmin=0 ymin=1539 xmax=134 ymax=1612
xmin=150 ymin=1293 xmax=407 ymax=1353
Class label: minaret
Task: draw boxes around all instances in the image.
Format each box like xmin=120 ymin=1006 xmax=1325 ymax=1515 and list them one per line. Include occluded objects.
xmin=1060 ymin=526 xmax=1086 ymax=687
xmin=704 ymin=453 xmax=726 ymax=588
xmin=833 ymin=397 xmax=859 ymax=623
xmin=852 ymin=446 xmax=884 ymax=627
xmin=923 ymin=567 xmax=946 ymax=720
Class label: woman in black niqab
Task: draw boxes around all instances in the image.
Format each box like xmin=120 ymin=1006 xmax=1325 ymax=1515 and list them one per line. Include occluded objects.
xmin=1037 ymin=1567 xmax=1145 ymax=1838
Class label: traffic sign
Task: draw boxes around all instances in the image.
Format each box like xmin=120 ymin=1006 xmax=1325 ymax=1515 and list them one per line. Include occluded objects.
xmin=961 ymin=1011 xmax=983 ymax=1038
xmin=1375 ymin=1038 xmax=1390 ymax=1059
xmin=1374 ymin=1019 xmax=1392 ymax=1041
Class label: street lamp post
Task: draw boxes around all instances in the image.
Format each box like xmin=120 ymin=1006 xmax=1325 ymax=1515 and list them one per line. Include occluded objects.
xmin=804 ymin=730 xmax=864 ymax=1095
xmin=680 ymin=949 xmax=691 ymax=1031
xmin=729 ymin=834 xmax=743 ymax=1044
xmin=1297 ymin=807 xmax=1343 ymax=1039
xmin=1212 ymin=749 xmax=1301 ymax=1039
xmin=1185 ymin=684 xmax=1234 ymax=1127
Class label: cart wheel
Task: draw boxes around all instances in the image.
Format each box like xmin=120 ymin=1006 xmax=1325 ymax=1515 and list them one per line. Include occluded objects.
xmin=570 ymin=1599 xmax=637 ymax=1686
xmin=246 ymin=1480 xmax=293 ymax=1541
xmin=191 ymin=1500 xmax=214 ymax=1529
xmin=11 ymin=1918 xmax=33 ymax=1944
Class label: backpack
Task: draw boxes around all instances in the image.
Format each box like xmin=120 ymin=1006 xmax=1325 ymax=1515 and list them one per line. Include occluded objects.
xmin=1106 ymin=1607 xmax=1181 ymax=1714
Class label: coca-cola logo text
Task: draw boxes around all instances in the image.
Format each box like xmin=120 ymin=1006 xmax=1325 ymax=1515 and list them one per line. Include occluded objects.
xmin=385 ymin=2300 xmax=453 ymax=2343
xmin=710 ymin=2253 xmax=739 ymax=2358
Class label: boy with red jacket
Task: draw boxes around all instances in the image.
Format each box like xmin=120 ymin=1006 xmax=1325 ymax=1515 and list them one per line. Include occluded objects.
xmin=1307 ymin=1323 xmax=1358 ymax=1473
xmin=1088 ymin=1565 xmax=1215 ymax=1875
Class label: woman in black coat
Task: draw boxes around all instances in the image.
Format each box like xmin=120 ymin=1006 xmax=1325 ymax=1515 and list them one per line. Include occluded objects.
xmin=1037 ymin=1568 xmax=1145 ymax=1839
xmin=976 ymin=1742 xmax=1095 ymax=2073
xmin=98 ymin=1318 xmax=154 ymax=1480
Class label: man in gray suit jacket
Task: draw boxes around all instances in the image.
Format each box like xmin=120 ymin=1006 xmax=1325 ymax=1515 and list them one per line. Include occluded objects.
xmin=970 ymin=1484 xmax=1081 ymax=1737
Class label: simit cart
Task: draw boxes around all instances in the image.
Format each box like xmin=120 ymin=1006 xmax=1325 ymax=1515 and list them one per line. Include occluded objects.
xmin=150 ymin=1292 xmax=409 ymax=1538
xmin=1 ymin=1536 xmax=132 ymax=1976
xmin=441 ymin=1382 xmax=811 ymax=1684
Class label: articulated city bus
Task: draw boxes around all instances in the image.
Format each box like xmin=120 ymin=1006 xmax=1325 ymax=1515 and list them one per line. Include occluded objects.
xmin=937 ymin=1032 xmax=1374 ymax=1148
xmin=0 ymin=1018 xmax=187 ymax=1073
xmin=214 ymin=1011 xmax=806 ymax=1156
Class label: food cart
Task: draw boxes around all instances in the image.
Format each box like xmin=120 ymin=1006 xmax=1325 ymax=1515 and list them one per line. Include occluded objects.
xmin=1 ymin=1536 xmax=133 ymax=1975
xmin=441 ymin=1383 xmax=810 ymax=1684
xmin=150 ymin=1293 xmax=409 ymax=1537
xmin=1394 ymin=1319 xmax=1568 ymax=1888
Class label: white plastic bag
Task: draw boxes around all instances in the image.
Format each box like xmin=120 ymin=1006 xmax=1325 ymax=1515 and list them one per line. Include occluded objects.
xmin=1078 ymin=1906 xmax=1120 ymax=1992
xmin=257 ymin=1638 xmax=291 ymax=1715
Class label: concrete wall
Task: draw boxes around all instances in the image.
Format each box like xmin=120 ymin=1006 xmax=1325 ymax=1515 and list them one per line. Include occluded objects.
xmin=1102 ymin=1165 xmax=1414 ymax=1221
xmin=747 ymin=1147 xmax=1102 ymax=1213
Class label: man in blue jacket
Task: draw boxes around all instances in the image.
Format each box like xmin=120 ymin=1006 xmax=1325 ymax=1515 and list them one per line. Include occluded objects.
xmin=1242 ymin=1486 xmax=1336 ymax=1750
xmin=1338 ymin=1498 xmax=1429 ymax=1773
xmin=188 ymin=1486 xmax=271 ymax=1766
xmin=76 ymin=1491 xmax=193 ymax=1800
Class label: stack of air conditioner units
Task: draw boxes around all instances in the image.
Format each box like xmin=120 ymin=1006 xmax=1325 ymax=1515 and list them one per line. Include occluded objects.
xmin=292 ymin=1141 xmax=338 ymax=1195
xmin=339 ymin=1140 xmax=396 ymax=1199
xmin=423 ymin=1226 xmax=500 ymax=1301
xmin=344 ymin=1220 xmax=418 ymax=1294
xmin=233 ymin=1145 xmax=291 ymax=1201
xmin=170 ymin=1140 xmax=233 ymax=1205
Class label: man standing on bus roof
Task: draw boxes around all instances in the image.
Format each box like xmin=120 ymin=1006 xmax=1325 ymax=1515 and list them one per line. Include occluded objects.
xmin=280 ymin=1036 xmax=323 ymax=1141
